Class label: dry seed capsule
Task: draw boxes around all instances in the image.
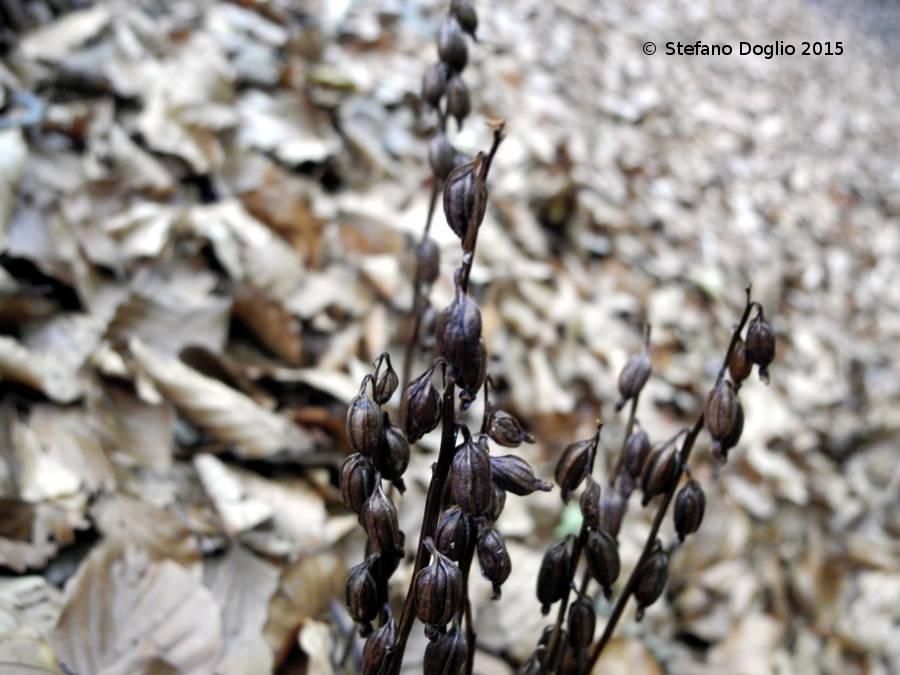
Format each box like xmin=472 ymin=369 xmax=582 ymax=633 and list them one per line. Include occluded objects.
xmin=428 ymin=132 xmax=456 ymax=182
xmin=536 ymin=625 xmax=567 ymax=668
xmin=615 ymin=470 xmax=636 ymax=500
xmin=558 ymin=646 xmax=581 ymax=675
xmin=476 ymin=523 xmax=511 ymax=599
xmin=490 ymin=454 xmax=551 ymax=496
xmin=414 ymin=540 xmax=464 ymax=627
xmin=368 ymin=549 xmax=401 ymax=590
xmin=424 ymin=619 xmax=468 ymax=675
xmin=421 ymin=61 xmax=448 ymax=109
xmin=451 ymin=0 xmax=478 ymax=37
xmin=567 ymin=594 xmax=597 ymax=649
xmin=446 ymin=74 xmax=471 ymax=129
xmin=416 ymin=236 xmax=441 ymax=286
xmin=362 ymin=610 xmax=395 ymax=675
xmin=624 ymin=428 xmax=652 ymax=479
xmin=616 ymin=331 xmax=652 ymax=410
xmin=437 ymin=17 xmax=468 ymax=73
xmin=634 ymin=540 xmax=669 ymax=621
xmin=597 ymin=486 xmax=626 ymax=538
xmin=720 ymin=397 xmax=744 ymax=454
xmin=640 ymin=441 xmax=680 ymax=506
xmin=537 ymin=537 xmax=572 ymax=615
xmin=375 ymin=420 xmax=410 ymax=489
xmin=361 ymin=481 xmax=405 ymax=559
xmin=706 ymin=379 xmax=738 ymax=461
xmin=346 ymin=558 xmax=380 ymax=634
xmin=443 ymin=154 xmax=486 ymax=243
xmin=488 ymin=482 xmax=506 ymax=521
xmin=373 ymin=353 xmax=398 ymax=405
xmin=457 ymin=336 xmax=486 ymax=410
xmin=340 ymin=453 xmax=376 ymax=516
xmin=400 ymin=364 xmax=441 ymax=442
xmin=728 ymin=336 xmax=753 ymax=384
xmin=580 ymin=477 xmax=602 ymax=530
xmin=435 ymin=505 xmax=472 ymax=561
xmin=674 ymin=479 xmax=705 ymax=541
xmin=555 ymin=437 xmax=595 ymax=502
xmin=437 ymin=271 xmax=482 ymax=385
xmin=347 ymin=378 xmax=383 ymax=456
xmin=746 ymin=312 xmax=775 ymax=383
xmin=488 ymin=409 xmax=535 ymax=447
xmin=585 ymin=530 xmax=620 ymax=599
xmin=418 ymin=304 xmax=438 ymax=350
xmin=450 ymin=433 xmax=492 ymax=516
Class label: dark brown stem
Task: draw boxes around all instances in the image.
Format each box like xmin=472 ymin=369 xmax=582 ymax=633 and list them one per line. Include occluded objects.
xmin=458 ymin=525 xmax=478 ymax=675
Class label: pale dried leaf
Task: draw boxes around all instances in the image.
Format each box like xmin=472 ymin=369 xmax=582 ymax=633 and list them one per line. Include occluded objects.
xmin=0 ymin=337 xmax=83 ymax=404
xmin=0 ymin=577 xmax=63 ymax=636
xmin=298 ymin=620 xmax=333 ymax=675
xmin=30 ymin=406 xmax=115 ymax=492
xmin=0 ymin=129 xmax=28 ymax=238
xmin=0 ymin=627 xmax=62 ymax=675
xmin=194 ymin=454 xmax=273 ymax=535
xmin=18 ymin=7 xmax=111 ymax=61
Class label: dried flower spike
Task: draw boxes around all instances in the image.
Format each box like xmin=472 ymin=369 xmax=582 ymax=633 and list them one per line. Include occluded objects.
xmin=400 ymin=362 xmax=442 ymax=442
xmin=437 ymin=270 xmax=482 ymax=380
xmin=555 ymin=435 xmax=597 ymax=502
xmin=706 ymin=379 xmax=738 ymax=461
xmin=443 ymin=154 xmax=487 ymax=244
xmin=435 ymin=505 xmax=472 ymax=561
xmin=623 ymin=427 xmax=651 ymax=479
xmin=640 ymin=440 xmax=680 ymax=506
xmin=347 ymin=377 xmax=383 ymax=456
xmin=476 ymin=523 xmax=511 ymax=598
xmin=616 ymin=326 xmax=652 ymax=410
xmin=488 ymin=409 xmax=535 ymax=447
xmin=457 ymin=336 xmax=487 ymax=410
xmin=361 ymin=480 xmax=405 ymax=559
xmin=375 ymin=419 xmax=410 ymax=490
xmin=634 ymin=540 xmax=669 ymax=621
xmin=674 ymin=479 xmax=705 ymax=541
xmin=346 ymin=558 xmax=380 ymax=634
xmin=373 ymin=353 xmax=399 ymax=405
xmin=490 ymin=454 xmax=551 ymax=496
xmin=585 ymin=530 xmax=620 ymax=599
xmin=424 ymin=618 xmax=468 ymax=675
xmin=746 ymin=310 xmax=775 ymax=383
xmin=414 ymin=539 xmax=464 ymax=628
xmin=362 ymin=609 xmax=396 ymax=674
xmin=450 ymin=432 xmax=493 ymax=516
xmin=340 ymin=453 xmax=376 ymax=516
xmin=537 ymin=536 xmax=572 ymax=615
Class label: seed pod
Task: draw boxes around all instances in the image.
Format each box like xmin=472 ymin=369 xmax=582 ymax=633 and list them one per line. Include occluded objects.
xmin=585 ymin=530 xmax=620 ymax=599
xmin=418 ymin=304 xmax=438 ymax=350
xmin=450 ymin=0 xmax=478 ymax=37
xmin=424 ymin=618 xmax=468 ymax=675
xmin=674 ymin=479 xmax=705 ymax=541
xmin=373 ymin=353 xmax=399 ymax=405
xmin=597 ymin=486 xmax=626 ymax=538
xmin=555 ymin=437 xmax=596 ymax=502
xmin=450 ymin=433 xmax=492 ymax=516
xmin=361 ymin=481 xmax=404 ymax=558
xmin=435 ymin=505 xmax=472 ymax=561
xmin=477 ymin=523 xmax=511 ymax=598
xmin=400 ymin=363 xmax=441 ymax=442
xmin=616 ymin=330 xmax=652 ymax=410
xmin=488 ymin=482 xmax=506 ymax=521
xmin=746 ymin=312 xmax=775 ymax=383
xmin=537 ymin=537 xmax=572 ymax=615
xmin=536 ymin=625 xmax=567 ymax=668
xmin=446 ymin=74 xmax=471 ymax=129
xmin=728 ymin=337 xmax=753 ymax=384
xmin=558 ymin=646 xmax=581 ymax=675
xmin=346 ymin=558 xmax=380 ymax=634
xmin=437 ymin=271 xmax=482 ymax=386
xmin=640 ymin=441 xmax=680 ymax=506
xmin=488 ymin=409 xmax=535 ymax=448
xmin=457 ymin=336 xmax=486 ymax=410
xmin=706 ymin=379 xmax=738 ymax=460
xmin=634 ymin=540 xmax=669 ymax=621
xmin=490 ymin=454 xmax=551 ymax=496
xmin=580 ymin=477 xmax=602 ymax=529
xmin=567 ymin=594 xmax=596 ymax=649
xmin=615 ymin=470 xmax=636 ymax=500
xmin=362 ymin=610 xmax=396 ymax=674
xmin=422 ymin=61 xmax=448 ymax=108
xmin=340 ymin=453 xmax=376 ymax=516
xmin=367 ymin=549 xmax=401 ymax=590
xmin=347 ymin=378 xmax=383 ymax=456
xmin=623 ymin=428 xmax=652 ymax=479
xmin=520 ymin=655 xmax=542 ymax=675
xmin=375 ymin=420 xmax=410 ymax=488
xmin=415 ymin=540 xmax=464 ymax=627
xmin=443 ymin=154 xmax=487 ymax=243
xmin=437 ymin=17 xmax=468 ymax=73
xmin=428 ymin=132 xmax=456 ymax=182
xmin=416 ymin=236 xmax=441 ymax=286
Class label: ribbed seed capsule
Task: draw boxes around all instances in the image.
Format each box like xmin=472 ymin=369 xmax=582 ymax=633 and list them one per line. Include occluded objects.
xmin=415 ymin=540 xmax=464 ymax=627
xmin=400 ymin=363 xmax=441 ymax=442
xmin=451 ymin=0 xmax=478 ymax=37
xmin=437 ymin=17 xmax=468 ymax=73
xmin=555 ymin=437 xmax=596 ymax=502
xmin=537 ymin=537 xmax=572 ymax=615
xmin=585 ymin=530 xmax=620 ymax=599
xmin=340 ymin=453 xmax=376 ymax=516
xmin=416 ymin=236 xmax=441 ymax=286
xmin=346 ymin=558 xmax=380 ymax=634
xmin=437 ymin=271 xmax=482 ymax=386
xmin=616 ymin=329 xmax=652 ymax=410
xmin=488 ymin=482 xmax=506 ymax=521
xmin=446 ymin=74 xmax=471 ymax=129
xmin=746 ymin=312 xmax=775 ymax=383
xmin=428 ymin=132 xmax=456 ymax=182
xmin=347 ymin=378 xmax=383 ymax=456
xmin=597 ymin=486 xmax=626 ymax=538
xmin=457 ymin=336 xmax=486 ymax=410
xmin=488 ymin=409 xmax=535 ymax=447
xmin=728 ymin=337 xmax=753 ymax=384
xmin=450 ymin=433 xmax=493 ymax=516
xmin=422 ymin=62 xmax=448 ymax=108
xmin=634 ymin=540 xmax=669 ymax=621
xmin=361 ymin=481 xmax=404 ymax=558
xmin=640 ymin=441 xmax=680 ymax=506
xmin=375 ymin=420 xmax=410 ymax=487
xmin=567 ymin=594 xmax=597 ymax=649
xmin=477 ymin=523 xmax=511 ymax=598
xmin=443 ymin=154 xmax=486 ymax=244
xmin=579 ymin=477 xmax=602 ymax=530
xmin=362 ymin=611 xmax=395 ymax=674
xmin=706 ymin=379 xmax=738 ymax=460
xmin=624 ymin=428 xmax=652 ymax=479
xmin=674 ymin=479 xmax=706 ymax=541
xmin=435 ymin=505 xmax=472 ymax=561
xmin=373 ymin=353 xmax=398 ymax=405
xmin=558 ymin=646 xmax=581 ymax=675
xmin=490 ymin=454 xmax=551 ymax=496
xmin=424 ymin=619 xmax=468 ymax=675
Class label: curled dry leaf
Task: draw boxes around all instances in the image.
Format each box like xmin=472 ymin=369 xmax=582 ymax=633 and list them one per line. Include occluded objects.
xmin=129 ymin=338 xmax=314 ymax=459
xmin=52 ymin=545 xmax=222 ymax=675
xmin=194 ymin=454 xmax=274 ymax=535
xmin=0 ymin=626 xmax=62 ymax=675
xmin=232 ymin=288 xmax=303 ymax=366
xmin=0 ymin=576 xmax=63 ymax=636
xmin=297 ymin=620 xmax=334 ymax=675
xmin=0 ymin=336 xmax=83 ymax=403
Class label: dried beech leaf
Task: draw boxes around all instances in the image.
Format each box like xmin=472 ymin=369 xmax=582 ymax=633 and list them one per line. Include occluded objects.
xmin=298 ymin=620 xmax=334 ymax=675
xmin=30 ymin=405 xmax=115 ymax=491
xmin=194 ymin=454 xmax=274 ymax=535
xmin=9 ymin=413 xmax=81 ymax=502
xmin=18 ymin=7 xmax=111 ymax=61
xmin=0 ymin=576 xmax=63 ymax=635
xmin=0 ymin=130 xmax=28 ymax=237
xmin=129 ymin=338 xmax=314 ymax=459
xmin=232 ymin=288 xmax=303 ymax=366
xmin=0 ymin=627 xmax=62 ymax=675
xmin=0 ymin=336 xmax=83 ymax=403
xmin=52 ymin=545 xmax=222 ymax=675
